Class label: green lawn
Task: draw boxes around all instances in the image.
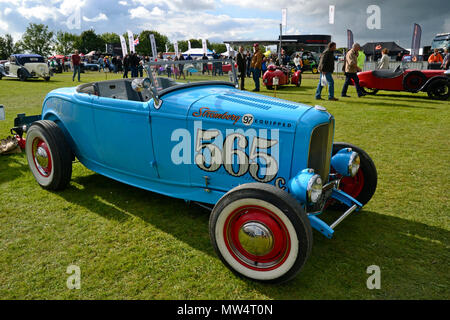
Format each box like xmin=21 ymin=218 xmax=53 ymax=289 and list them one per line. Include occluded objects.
xmin=0 ymin=71 xmax=449 ymax=299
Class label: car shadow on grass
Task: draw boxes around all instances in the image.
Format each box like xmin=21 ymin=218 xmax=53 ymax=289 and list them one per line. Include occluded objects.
xmin=57 ymin=172 xmax=449 ymax=299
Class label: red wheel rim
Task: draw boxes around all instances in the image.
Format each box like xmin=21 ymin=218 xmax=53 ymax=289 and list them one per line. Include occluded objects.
xmin=340 ymin=169 xmax=365 ymax=199
xmin=32 ymin=137 xmax=52 ymax=177
xmin=223 ymin=205 xmax=291 ymax=271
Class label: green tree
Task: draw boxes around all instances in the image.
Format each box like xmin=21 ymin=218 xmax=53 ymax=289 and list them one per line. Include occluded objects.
xmin=20 ymin=23 xmax=54 ymax=56
xmin=0 ymin=34 xmax=19 ymax=59
xmin=74 ymin=29 xmax=105 ymax=54
xmin=210 ymin=43 xmax=227 ymax=54
xmin=54 ymin=31 xmax=78 ymax=56
xmin=136 ymin=30 xmax=169 ymax=56
xmin=101 ymin=32 xmax=120 ymax=45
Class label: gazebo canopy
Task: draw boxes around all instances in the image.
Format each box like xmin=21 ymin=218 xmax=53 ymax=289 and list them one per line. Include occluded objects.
xmin=361 ymin=42 xmax=408 ymax=56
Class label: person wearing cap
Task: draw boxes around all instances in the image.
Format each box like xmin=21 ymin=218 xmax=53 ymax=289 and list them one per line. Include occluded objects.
xmin=250 ymin=43 xmax=264 ymax=92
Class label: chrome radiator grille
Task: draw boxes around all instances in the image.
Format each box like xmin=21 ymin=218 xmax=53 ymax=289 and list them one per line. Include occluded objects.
xmin=307 ymin=120 xmax=334 ymax=182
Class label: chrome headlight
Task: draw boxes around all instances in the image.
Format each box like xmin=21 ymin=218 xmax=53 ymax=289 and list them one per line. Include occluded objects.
xmin=307 ymin=174 xmax=323 ymax=203
xmin=288 ymin=169 xmax=323 ymax=204
xmin=331 ymin=148 xmax=360 ymax=177
xmin=348 ymin=152 xmax=360 ymax=177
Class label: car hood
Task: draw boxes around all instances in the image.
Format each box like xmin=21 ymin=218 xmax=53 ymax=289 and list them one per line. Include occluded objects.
xmin=185 ymin=86 xmax=314 ymax=130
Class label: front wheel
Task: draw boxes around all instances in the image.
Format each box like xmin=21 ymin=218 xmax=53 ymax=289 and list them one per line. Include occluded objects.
xmin=209 ymin=183 xmax=312 ymax=283
xmin=18 ymin=70 xmax=27 ymax=81
xmin=427 ymin=79 xmax=449 ymax=100
xmin=26 ymin=120 xmax=73 ymax=190
xmin=331 ymin=142 xmax=377 ymax=208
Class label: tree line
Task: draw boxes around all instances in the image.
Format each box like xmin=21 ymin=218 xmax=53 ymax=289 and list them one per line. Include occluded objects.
xmin=0 ymin=23 xmax=227 ymax=59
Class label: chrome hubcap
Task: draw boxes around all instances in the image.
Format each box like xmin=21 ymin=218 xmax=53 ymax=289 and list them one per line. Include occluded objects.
xmin=238 ymin=222 xmax=274 ymax=256
xmin=35 ymin=146 xmax=49 ymax=171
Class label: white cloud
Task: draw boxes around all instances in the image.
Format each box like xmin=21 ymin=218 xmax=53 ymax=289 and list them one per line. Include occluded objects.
xmin=83 ymin=13 xmax=108 ymax=22
xmin=4 ymin=8 xmax=12 ymax=15
xmin=129 ymin=6 xmax=151 ymax=19
xmin=17 ymin=5 xmax=59 ymax=21
xmin=119 ymin=1 xmax=128 ymax=5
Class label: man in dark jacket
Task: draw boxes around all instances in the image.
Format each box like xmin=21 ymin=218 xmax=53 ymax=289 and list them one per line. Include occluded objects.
xmin=236 ymin=46 xmax=246 ymax=90
xmin=123 ymin=54 xmax=129 ymax=78
xmin=315 ymin=42 xmax=338 ymax=101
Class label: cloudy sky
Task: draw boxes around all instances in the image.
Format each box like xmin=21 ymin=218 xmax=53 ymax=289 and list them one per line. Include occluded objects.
xmin=0 ymin=0 xmax=449 ymax=49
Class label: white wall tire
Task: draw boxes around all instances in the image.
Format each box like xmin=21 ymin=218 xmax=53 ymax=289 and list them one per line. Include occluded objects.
xmin=209 ymin=183 xmax=312 ymax=283
xmin=26 ymin=120 xmax=72 ymax=190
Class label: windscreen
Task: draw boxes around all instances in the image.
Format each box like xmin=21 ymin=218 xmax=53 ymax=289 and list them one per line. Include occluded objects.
xmin=145 ymin=57 xmax=238 ymax=94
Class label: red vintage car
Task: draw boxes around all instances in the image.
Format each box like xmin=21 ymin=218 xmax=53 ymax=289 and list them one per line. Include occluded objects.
xmin=263 ymin=65 xmax=302 ymax=89
xmin=354 ymin=66 xmax=449 ymax=100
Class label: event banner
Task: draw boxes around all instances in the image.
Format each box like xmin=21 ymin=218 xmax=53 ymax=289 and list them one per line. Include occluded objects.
xmin=119 ymin=35 xmax=128 ymax=56
xmin=329 ymin=5 xmax=335 ymax=24
xmin=127 ymin=30 xmax=135 ymax=53
xmin=225 ymin=43 xmax=230 ymax=56
xmin=174 ymin=41 xmax=179 ymax=57
xmin=347 ymin=29 xmax=354 ymax=50
xmin=202 ymin=39 xmax=207 ymax=55
xmin=149 ymin=34 xmax=157 ymax=59
xmin=188 ymin=40 xmax=191 ymax=51
xmin=411 ymin=23 xmax=422 ymax=62
xmin=281 ymin=8 xmax=287 ymax=27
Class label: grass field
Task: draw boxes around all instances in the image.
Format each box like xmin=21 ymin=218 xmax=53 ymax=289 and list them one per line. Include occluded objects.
xmin=0 ymin=71 xmax=449 ymax=299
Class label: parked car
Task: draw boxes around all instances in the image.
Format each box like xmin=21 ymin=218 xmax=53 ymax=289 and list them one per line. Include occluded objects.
xmin=354 ymin=66 xmax=449 ymax=100
xmin=82 ymin=62 xmax=100 ymax=71
xmin=0 ymin=54 xmax=52 ymax=81
xmin=263 ymin=64 xmax=302 ymax=89
xmin=12 ymin=59 xmax=377 ymax=283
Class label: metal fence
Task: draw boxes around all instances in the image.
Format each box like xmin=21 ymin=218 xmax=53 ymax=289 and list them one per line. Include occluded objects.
xmin=334 ymin=61 xmax=429 ymax=73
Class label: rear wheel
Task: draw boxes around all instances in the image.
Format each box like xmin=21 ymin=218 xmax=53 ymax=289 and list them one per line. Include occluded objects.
xmin=361 ymin=88 xmax=379 ymax=95
xmin=330 ymin=142 xmax=377 ymax=209
xmin=25 ymin=120 xmax=72 ymax=190
xmin=427 ymin=79 xmax=449 ymax=100
xmin=266 ymin=85 xmax=273 ymax=90
xmin=44 ymin=77 xmax=50 ymax=81
xmin=403 ymin=71 xmax=426 ymax=92
xmin=210 ymin=183 xmax=312 ymax=283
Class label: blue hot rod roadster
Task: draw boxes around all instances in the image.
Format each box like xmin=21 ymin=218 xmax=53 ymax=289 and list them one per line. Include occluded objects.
xmin=13 ymin=59 xmax=377 ymax=283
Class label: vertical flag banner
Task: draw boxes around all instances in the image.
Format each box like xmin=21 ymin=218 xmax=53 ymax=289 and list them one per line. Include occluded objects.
xmin=174 ymin=41 xmax=179 ymax=57
xmin=188 ymin=40 xmax=192 ymax=51
xmin=411 ymin=23 xmax=422 ymax=62
xmin=165 ymin=43 xmax=169 ymax=53
xmin=127 ymin=30 xmax=135 ymax=53
xmin=202 ymin=39 xmax=207 ymax=55
xmin=329 ymin=5 xmax=335 ymax=24
xmin=347 ymin=29 xmax=354 ymax=50
xmin=281 ymin=8 xmax=287 ymax=28
xmin=149 ymin=34 xmax=157 ymax=59
xmin=225 ymin=43 xmax=230 ymax=56
xmin=119 ymin=35 xmax=128 ymax=56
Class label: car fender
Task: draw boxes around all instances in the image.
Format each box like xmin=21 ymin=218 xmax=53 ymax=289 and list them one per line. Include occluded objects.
xmin=18 ymin=67 xmax=32 ymax=78
xmin=419 ymin=75 xmax=450 ymax=91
